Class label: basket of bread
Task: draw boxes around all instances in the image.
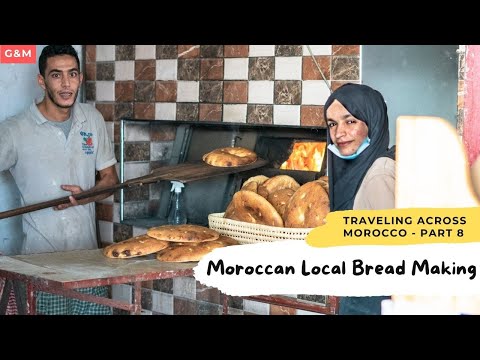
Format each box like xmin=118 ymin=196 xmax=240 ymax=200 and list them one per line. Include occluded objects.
xmin=208 ymin=174 xmax=330 ymax=244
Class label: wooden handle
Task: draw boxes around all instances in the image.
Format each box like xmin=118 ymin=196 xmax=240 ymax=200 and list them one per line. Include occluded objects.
xmin=0 ymin=183 xmax=128 ymax=220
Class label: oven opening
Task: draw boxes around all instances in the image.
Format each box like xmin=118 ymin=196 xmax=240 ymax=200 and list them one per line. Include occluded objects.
xmin=280 ymin=141 xmax=326 ymax=172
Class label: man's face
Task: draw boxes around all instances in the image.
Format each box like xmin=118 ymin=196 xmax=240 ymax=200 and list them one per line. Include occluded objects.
xmin=37 ymin=54 xmax=83 ymax=109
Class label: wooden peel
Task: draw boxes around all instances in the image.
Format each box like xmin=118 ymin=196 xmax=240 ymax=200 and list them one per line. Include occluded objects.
xmin=0 ymin=159 xmax=268 ymax=221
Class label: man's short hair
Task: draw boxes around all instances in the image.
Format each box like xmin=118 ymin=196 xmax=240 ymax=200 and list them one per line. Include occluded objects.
xmin=38 ymin=45 xmax=80 ymax=77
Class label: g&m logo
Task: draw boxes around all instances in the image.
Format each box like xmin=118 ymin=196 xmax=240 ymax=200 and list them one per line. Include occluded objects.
xmin=0 ymin=45 xmax=36 ymax=64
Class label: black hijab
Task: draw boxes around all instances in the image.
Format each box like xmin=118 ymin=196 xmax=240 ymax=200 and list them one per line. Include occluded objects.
xmin=324 ymin=83 xmax=395 ymax=211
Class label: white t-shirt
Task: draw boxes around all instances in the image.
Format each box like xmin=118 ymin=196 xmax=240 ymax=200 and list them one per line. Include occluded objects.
xmin=0 ymin=101 xmax=117 ymax=254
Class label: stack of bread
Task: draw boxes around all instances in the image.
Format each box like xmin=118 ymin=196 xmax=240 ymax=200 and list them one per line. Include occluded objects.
xmin=103 ymin=224 xmax=239 ymax=262
xmin=224 ymin=175 xmax=330 ymax=228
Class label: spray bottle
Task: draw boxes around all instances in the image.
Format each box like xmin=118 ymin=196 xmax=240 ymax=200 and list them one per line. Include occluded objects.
xmin=167 ymin=181 xmax=187 ymax=225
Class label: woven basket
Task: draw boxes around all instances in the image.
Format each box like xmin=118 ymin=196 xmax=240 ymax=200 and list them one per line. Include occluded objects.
xmin=208 ymin=212 xmax=313 ymax=245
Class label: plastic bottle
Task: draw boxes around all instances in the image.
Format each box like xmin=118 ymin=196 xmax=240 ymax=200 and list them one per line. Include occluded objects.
xmin=167 ymin=181 xmax=187 ymax=225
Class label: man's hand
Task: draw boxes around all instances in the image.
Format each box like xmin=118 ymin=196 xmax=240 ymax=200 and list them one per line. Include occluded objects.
xmin=55 ymin=185 xmax=84 ymax=210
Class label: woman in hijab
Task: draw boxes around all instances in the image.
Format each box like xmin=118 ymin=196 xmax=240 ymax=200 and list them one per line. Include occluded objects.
xmin=324 ymin=83 xmax=395 ymax=315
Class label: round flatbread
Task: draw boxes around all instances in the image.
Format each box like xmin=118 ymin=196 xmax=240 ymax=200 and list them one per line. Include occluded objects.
xmin=241 ymin=175 xmax=269 ymax=193
xmin=224 ymin=190 xmax=284 ymax=227
xmin=156 ymin=236 xmax=240 ymax=262
xmin=147 ymin=224 xmax=220 ymax=242
xmin=317 ymin=175 xmax=329 ymax=195
xmin=257 ymin=175 xmax=300 ymax=198
xmin=283 ymin=180 xmax=330 ymax=228
xmin=202 ymin=147 xmax=257 ymax=167
xmin=267 ymin=187 xmax=296 ymax=217
xmin=103 ymin=234 xmax=169 ymax=259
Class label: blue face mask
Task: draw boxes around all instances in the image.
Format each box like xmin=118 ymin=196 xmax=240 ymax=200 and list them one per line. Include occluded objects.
xmin=328 ymin=137 xmax=371 ymax=160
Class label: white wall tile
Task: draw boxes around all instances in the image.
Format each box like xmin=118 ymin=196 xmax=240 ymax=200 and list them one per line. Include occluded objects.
xmin=249 ymin=45 xmax=275 ymax=57
xmin=124 ymin=122 xmax=150 ymax=141
xmin=248 ymin=81 xmax=274 ymax=104
xmin=301 ymin=80 xmax=332 ymax=105
xmin=155 ymin=102 xmax=176 ymax=120
xmin=96 ymin=45 xmax=115 ymax=61
xmin=124 ymin=162 xmax=150 ymax=181
xmin=156 ymin=59 xmax=177 ymax=80
xmin=135 ymin=45 xmax=156 ymax=60
xmin=132 ymin=226 xmax=148 ymax=236
xmin=98 ymin=220 xmax=113 ymax=244
xmin=111 ymin=284 xmax=132 ymax=304
xmin=224 ymin=58 xmax=248 ymax=80
xmin=223 ymin=104 xmax=247 ymax=123
xmin=176 ymin=81 xmax=199 ymax=102
xmin=296 ymin=309 xmax=323 ymax=315
xmin=275 ymin=57 xmax=302 ymax=80
xmin=152 ymin=291 xmax=173 ymax=315
xmin=173 ymin=277 xmax=196 ymax=299
xmin=115 ymin=61 xmax=135 ymax=81
xmin=96 ymin=81 xmax=115 ymax=102
xmin=97 ymin=194 xmax=113 ymax=205
xmin=244 ymin=299 xmax=270 ymax=314
xmin=273 ymin=105 xmax=300 ymax=126
xmin=113 ymin=202 xmax=120 ymax=223
xmin=105 ymin=121 xmax=114 ymax=142
xmin=303 ymin=45 xmax=332 ymax=56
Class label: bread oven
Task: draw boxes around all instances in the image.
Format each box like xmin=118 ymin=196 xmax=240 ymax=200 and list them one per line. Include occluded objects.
xmin=119 ymin=118 xmax=327 ymax=229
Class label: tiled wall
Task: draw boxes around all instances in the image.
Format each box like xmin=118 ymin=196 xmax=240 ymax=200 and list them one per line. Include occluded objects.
xmin=85 ymin=44 xmax=361 ymax=245
xmin=86 ymin=44 xmax=359 ymax=315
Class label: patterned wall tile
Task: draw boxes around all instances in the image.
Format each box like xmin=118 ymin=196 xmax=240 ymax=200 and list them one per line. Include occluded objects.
xmin=115 ymin=81 xmax=135 ymax=102
xmin=249 ymin=57 xmax=274 ymax=80
xmin=200 ymin=45 xmax=223 ymax=58
xmin=274 ymin=80 xmax=301 ymax=105
xmin=247 ymin=104 xmax=273 ymax=125
xmin=224 ymin=81 xmax=248 ymax=103
xmin=150 ymin=142 xmax=174 ymax=161
xmin=156 ymin=45 xmax=177 ymax=59
xmin=200 ymin=59 xmax=224 ymax=80
xmin=134 ymin=81 xmax=155 ymax=102
xmin=300 ymin=105 xmax=326 ymax=127
xmin=178 ymin=45 xmax=200 ymax=58
xmin=86 ymin=45 xmax=96 ymax=63
xmin=96 ymin=62 xmax=114 ymax=81
xmin=124 ymin=142 xmax=150 ymax=161
xmin=174 ymin=297 xmax=197 ymax=315
xmin=224 ymin=45 xmax=248 ymax=58
xmin=176 ymin=103 xmax=199 ymax=121
xmin=115 ymin=102 xmax=133 ymax=121
xmin=113 ymin=222 xmax=133 ymax=242
xmin=275 ymin=45 xmax=302 ymax=57
xmin=199 ymin=104 xmax=222 ymax=121
xmin=199 ymin=81 xmax=223 ymax=103
xmin=331 ymin=57 xmax=360 ymax=80
xmin=177 ymin=59 xmax=200 ymax=81
xmin=95 ymin=203 xmax=113 ymax=222
xmin=153 ymin=278 xmax=173 ymax=293
xmin=116 ymin=45 xmax=135 ymax=61
xmin=270 ymin=304 xmax=296 ymax=315
xmin=95 ymin=103 xmax=114 ymax=122
xmin=302 ymin=55 xmax=331 ymax=80
xmin=86 ymin=63 xmax=96 ymax=81
xmin=134 ymin=103 xmax=155 ymax=119
xmin=196 ymin=282 xmax=222 ymax=304
xmin=155 ymin=81 xmax=177 ymax=102
xmin=135 ymin=60 xmax=156 ymax=81
xmin=332 ymin=45 xmax=360 ymax=56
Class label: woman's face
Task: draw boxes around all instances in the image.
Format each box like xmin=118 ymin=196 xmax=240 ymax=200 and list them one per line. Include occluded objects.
xmin=326 ymin=99 xmax=369 ymax=156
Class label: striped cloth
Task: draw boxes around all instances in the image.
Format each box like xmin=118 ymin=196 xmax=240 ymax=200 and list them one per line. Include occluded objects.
xmin=0 ymin=278 xmax=18 ymax=315
xmin=36 ymin=286 xmax=112 ymax=315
